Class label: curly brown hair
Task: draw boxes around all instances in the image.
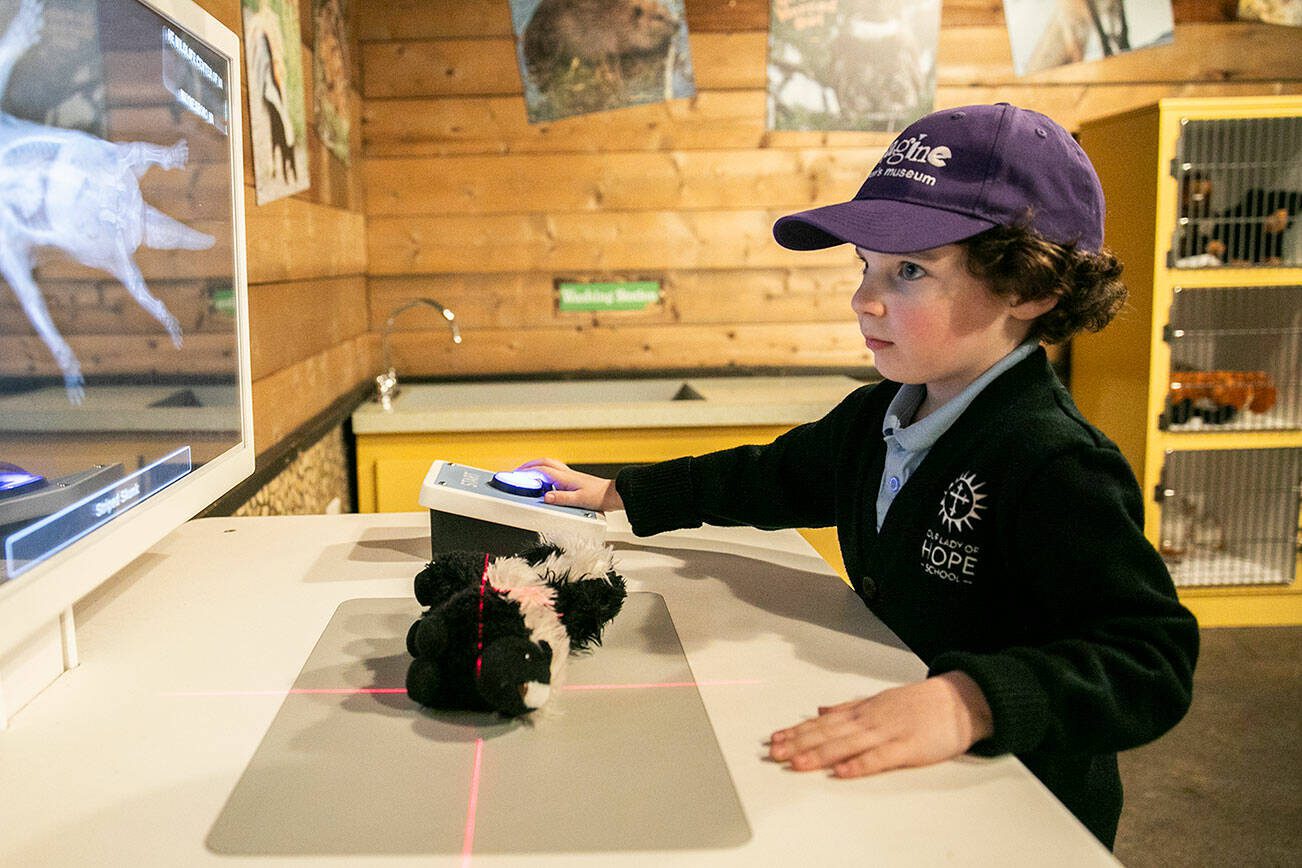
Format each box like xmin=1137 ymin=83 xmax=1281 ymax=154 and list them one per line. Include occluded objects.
xmin=960 ymin=224 xmax=1127 ymax=345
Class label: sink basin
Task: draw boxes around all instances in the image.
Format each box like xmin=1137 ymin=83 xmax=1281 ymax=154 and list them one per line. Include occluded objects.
xmin=0 ymin=385 xmax=240 ymax=432
xmin=351 ymin=375 xmax=867 ymax=434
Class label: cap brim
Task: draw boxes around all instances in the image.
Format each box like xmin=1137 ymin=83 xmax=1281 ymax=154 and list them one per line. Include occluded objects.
xmin=773 ymin=199 xmax=997 ymax=254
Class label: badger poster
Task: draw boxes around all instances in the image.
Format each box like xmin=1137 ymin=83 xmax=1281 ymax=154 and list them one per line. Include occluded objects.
xmin=242 ymin=0 xmax=309 ymax=203
xmin=767 ymin=0 xmax=940 ymax=133
xmin=509 ymin=0 xmax=697 ymax=124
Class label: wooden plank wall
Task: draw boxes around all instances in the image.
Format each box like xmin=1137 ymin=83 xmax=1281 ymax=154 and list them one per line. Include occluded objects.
xmin=228 ymin=0 xmax=371 ymax=451
xmin=360 ymin=0 xmax=1302 ymax=379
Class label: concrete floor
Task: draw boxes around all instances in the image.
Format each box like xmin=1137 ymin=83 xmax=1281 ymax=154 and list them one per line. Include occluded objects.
xmin=1114 ymin=627 xmax=1302 ymax=867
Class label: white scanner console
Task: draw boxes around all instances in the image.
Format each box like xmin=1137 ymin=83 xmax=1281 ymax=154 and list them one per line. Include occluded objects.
xmin=417 ymin=460 xmax=606 ymax=558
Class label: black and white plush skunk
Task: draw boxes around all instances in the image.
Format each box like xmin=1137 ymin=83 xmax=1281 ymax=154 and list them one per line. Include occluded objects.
xmin=405 ymin=535 xmax=626 ymax=717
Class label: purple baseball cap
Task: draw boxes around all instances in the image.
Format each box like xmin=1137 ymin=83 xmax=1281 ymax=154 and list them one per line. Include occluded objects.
xmin=773 ymin=103 xmax=1105 ymax=253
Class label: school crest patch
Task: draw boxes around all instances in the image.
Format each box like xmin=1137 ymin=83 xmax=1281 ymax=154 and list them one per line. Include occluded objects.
xmin=939 ymin=472 xmax=986 ymax=532
xmin=921 ymin=471 xmax=988 ymax=586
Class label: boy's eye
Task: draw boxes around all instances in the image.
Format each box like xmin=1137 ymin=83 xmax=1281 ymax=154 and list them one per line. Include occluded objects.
xmin=898 ymin=261 xmax=926 ymax=280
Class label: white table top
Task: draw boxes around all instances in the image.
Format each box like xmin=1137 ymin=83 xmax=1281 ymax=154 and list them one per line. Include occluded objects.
xmin=0 ymin=513 xmax=1117 ymax=866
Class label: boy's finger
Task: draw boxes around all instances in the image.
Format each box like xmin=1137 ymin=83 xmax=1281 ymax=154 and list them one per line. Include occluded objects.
xmin=786 ymin=728 xmax=883 ymax=771
xmin=772 ymin=716 xmax=869 ymax=759
xmin=832 ymin=738 xmax=915 ymax=779
xmin=516 ymin=457 xmax=563 ymax=472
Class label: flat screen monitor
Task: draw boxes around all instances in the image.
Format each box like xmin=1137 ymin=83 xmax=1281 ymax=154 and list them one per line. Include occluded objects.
xmin=0 ymin=0 xmax=252 ymax=720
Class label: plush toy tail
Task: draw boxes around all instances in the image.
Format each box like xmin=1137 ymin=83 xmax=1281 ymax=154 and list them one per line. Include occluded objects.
xmin=522 ymin=533 xmax=616 ymax=584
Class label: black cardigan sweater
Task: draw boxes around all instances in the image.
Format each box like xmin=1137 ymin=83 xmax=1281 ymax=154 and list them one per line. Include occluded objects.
xmin=615 ymin=348 xmax=1198 ymax=847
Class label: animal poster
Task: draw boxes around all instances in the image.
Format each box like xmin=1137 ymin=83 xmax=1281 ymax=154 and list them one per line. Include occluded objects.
xmin=509 ymin=0 xmax=697 ymax=124
xmin=312 ymin=0 xmax=350 ymax=164
xmin=1237 ymin=0 xmax=1302 ymax=26
xmin=767 ymin=0 xmax=940 ymax=133
xmin=1004 ymin=0 xmax=1174 ymax=77
xmin=242 ymin=0 xmax=309 ymax=203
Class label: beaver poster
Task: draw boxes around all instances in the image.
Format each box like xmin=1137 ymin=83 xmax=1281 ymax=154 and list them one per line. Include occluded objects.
xmin=767 ymin=0 xmax=940 ymax=132
xmin=510 ymin=0 xmax=697 ymax=123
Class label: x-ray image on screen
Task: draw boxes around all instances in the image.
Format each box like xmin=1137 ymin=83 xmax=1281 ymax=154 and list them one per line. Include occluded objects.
xmin=1 ymin=0 xmax=218 ymax=403
xmin=0 ymin=0 xmax=242 ymax=582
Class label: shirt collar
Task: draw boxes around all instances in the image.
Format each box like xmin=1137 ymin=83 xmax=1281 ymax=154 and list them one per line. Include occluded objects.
xmin=882 ymin=341 xmax=1038 ymax=452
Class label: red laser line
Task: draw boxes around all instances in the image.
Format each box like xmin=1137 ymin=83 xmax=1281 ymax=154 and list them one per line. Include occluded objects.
xmin=474 ymin=552 xmax=491 ymax=683
xmin=462 ymin=737 xmax=485 ymax=867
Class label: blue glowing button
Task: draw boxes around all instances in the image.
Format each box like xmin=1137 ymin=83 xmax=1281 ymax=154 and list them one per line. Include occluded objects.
xmin=488 ymin=470 xmax=555 ymax=499
xmin=0 ymin=463 xmax=45 ymax=497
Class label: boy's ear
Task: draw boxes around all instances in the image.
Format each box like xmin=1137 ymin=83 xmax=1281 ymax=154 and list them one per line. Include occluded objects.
xmin=1009 ymin=293 xmax=1059 ymax=322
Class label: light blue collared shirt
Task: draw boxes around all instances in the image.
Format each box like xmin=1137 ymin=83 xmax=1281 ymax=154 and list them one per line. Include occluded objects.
xmin=875 ymin=341 xmax=1038 ymax=531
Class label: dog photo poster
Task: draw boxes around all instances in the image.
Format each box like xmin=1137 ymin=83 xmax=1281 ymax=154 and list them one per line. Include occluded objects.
xmin=242 ymin=0 xmax=310 ymax=204
xmin=312 ymin=0 xmax=350 ymax=165
xmin=1237 ymin=0 xmax=1302 ymax=26
xmin=509 ymin=0 xmax=697 ymax=124
xmin=767 ymin=0 xmax=941 ymax=132
xmin=1004 ymin=0 xmax=1175 ymax=77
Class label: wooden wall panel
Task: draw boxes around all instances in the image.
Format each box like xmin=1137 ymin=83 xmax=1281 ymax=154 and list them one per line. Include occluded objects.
xmin=248 ymin=276 xmax=369 ymax=381
xmin=252 ymin=334 xmax=373 ymax=449
xmin=368 ymin=266 xmax=859 ymax=329
xmin=228 ymin=0 xmax=371 ymax=453
xmin=383 ymin=323 xmax=871 ymax=376
xmin=358 ymin=0 xmax=1302 ymax=380
xmin=364 ymin=148 xmax=881 ymax=215
xmin=369 ymin=209 xmax=850 ymax=275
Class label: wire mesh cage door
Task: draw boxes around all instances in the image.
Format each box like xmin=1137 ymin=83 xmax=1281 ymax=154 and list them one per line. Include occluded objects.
xmin=1157 ymin=447 xmax=1302 ymax=587
xmin=1170 ymin=115 xmax=1302 ymax=269
xmin=1162 ymin=284 xmax=1302 ymax=432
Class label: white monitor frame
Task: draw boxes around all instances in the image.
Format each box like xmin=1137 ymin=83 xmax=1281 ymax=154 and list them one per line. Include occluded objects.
xmin=0 ymin=0 xmax=253 ymax=726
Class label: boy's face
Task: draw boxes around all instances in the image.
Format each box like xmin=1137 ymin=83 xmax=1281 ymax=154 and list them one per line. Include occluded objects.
xmin=851 ymin=244 xmax=1044 ymax=408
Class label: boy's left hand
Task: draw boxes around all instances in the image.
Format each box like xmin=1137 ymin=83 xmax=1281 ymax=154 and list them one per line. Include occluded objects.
xmin=767 ymin=671 xmax=994 ymax=778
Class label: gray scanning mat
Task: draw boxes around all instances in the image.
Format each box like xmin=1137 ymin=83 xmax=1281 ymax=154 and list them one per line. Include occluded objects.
xmin=207 ymin=593 xmax=751 ymax=856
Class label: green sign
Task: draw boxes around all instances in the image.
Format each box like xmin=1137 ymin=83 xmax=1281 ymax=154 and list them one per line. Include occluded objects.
xmin=557 ymin=280 xmax=661 ymax=312
xmin=210 ymin=286 xmax=236 ymax=316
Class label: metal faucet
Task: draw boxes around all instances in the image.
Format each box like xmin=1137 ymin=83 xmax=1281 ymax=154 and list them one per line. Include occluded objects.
xmin=375 ymin=297 xmax=461 ymax=410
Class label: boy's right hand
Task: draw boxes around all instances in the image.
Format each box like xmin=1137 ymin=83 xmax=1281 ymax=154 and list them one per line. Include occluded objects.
xmin=515 ymin=458 xmax=624 ymax=513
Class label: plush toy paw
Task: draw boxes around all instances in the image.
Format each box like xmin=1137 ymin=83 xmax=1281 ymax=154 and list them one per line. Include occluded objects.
xmin=405 ymin=656 xmax=442 ymax=709
xmin=405 ymin=534 xmax=626 ymax=717
xmin=406 ymin=613 xmax=449 ymax=659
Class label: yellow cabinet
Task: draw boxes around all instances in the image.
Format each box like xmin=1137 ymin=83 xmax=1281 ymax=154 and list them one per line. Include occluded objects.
xmin=1075 ymin=97 xmax=1302 ymax=626
xmin=354 ymin=425 xmax=848 ymax=580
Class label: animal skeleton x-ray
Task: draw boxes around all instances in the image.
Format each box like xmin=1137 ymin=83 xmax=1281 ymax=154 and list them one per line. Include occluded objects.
xmin=0 ymin=0 xmax=214 ymax=404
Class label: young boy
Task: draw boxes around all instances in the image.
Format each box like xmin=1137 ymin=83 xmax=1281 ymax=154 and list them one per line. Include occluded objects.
xmin=523 ymin=103 xmax=1198 ymax=848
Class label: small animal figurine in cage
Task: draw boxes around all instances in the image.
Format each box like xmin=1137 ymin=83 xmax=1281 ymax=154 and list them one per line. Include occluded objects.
xmin=1206 ymin=188 xmax=1302 ymax=266
xmin=1159 ymin=493 xmax=1226 ymax=565
xmin=1166 ymin=370 xmax=1278 ymax=426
